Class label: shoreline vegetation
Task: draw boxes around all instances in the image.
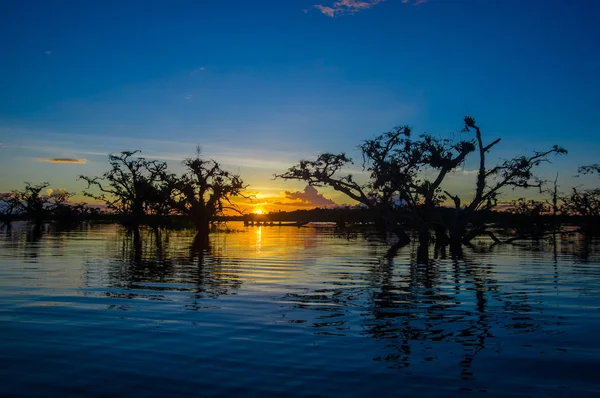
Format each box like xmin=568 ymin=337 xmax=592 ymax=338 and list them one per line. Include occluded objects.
xmin=1 ymin=117 xmax=599 ymax=260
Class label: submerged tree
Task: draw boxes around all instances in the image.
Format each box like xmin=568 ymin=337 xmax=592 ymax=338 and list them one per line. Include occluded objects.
xmin=0 ymin=182 xmax=54 ymax=226
xmin=563 ymin=188 xmax=600 ymax=235
xmin=0 ymin=183 xmax=87 ymax=226
xmin=275 ymin=125 xmax=479 ymax=249
xmin=505 ymin=198 xmax=552 ymax=238
xmin=170 ymin=147 xmax=247 ymax=235
xmin=442 ymin=117 xmax=566 ymax=248
xmin=277 ymin=117 xmax=566 ymax=255
xmin=562 ymin=164 xmax=600 ymax=236
xmin=79 ymin=151 xmax=170 ymax=229
xmin=47 ymin=189 xmax=92 ymax=224
xmin=0 ymin=192 xmax=22 ymax=225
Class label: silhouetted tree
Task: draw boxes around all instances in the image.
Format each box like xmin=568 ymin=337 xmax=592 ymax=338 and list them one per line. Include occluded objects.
xmin=1 ymin=183 xmax=90 ymax=226
xmin=443 ymin=117 xmax=566 ymax=249
xmin=361 ymin=126 xmax=475 ymax=247
xmin=561 ymin=164 xmax=600 ymax=235
xmin=276 ymin=126 xmax=474 ymax=246
xmin=563 ymin=188 xmax=600 ymax=235
xmin=277 ymin=117 xmax=566 ymax=255
xmin=79 ymin=151 xmax=170 ymax=229
xmin=578 ymin=164 xmax=600 ymax=177
xmin=505 ymin=198 xmax=551 ymax=238
xmin=170 ymin=147 xmax=246 ymax=235
xmin=546 ymin=173 xmax=561 ymax=232
xmin=18 ymin=182 xmax=51 ymax=225
xmin=47 ymin=189 xmax=90 ymax=224
xmin=0 ymin=182 xmax=52 ymax=226
xmin=0 ymin=192 xmax=21 ymax=225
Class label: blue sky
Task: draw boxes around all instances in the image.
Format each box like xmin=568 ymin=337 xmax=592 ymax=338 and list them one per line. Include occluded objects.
xmin=1 ymin=0 xmax=599 ymax=209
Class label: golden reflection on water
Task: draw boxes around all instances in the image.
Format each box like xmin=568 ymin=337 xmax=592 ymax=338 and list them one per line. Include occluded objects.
xmin=255 ymin=226 xmax=262 ymax=254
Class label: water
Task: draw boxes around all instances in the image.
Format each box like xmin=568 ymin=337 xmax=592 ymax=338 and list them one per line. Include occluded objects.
xmin=1 ymin=222 xmax=599 ymax=397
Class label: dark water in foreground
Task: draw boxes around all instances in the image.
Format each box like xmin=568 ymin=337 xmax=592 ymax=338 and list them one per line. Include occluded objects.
xmin=1 ymin=223 xmax=599 ymax=397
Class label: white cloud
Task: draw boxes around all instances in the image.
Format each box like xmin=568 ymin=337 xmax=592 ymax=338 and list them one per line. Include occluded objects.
xmin=284 ymin=185 xmax=337 ymax=207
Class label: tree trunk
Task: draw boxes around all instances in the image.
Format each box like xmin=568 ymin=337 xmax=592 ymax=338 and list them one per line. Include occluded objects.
xmin=193 ymin=214 xmax=210 ymax=236
xmin=416 ymin=227 xmax=430 ymax=264
xmin=192 ymin=232 xmax=209 ymax=253
xmin=449 ymin=226 xmax=464 ymax=259
xmin=434 ymin=224 xmax=449 ymax=246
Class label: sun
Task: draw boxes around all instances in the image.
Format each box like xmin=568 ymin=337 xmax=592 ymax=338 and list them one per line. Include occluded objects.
xmin=254 ymin=209 xmax=263 ymax=215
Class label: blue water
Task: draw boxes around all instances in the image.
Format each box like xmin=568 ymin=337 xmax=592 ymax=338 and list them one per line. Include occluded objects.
xmin=1 ymin=223 xmax=599 ymax=397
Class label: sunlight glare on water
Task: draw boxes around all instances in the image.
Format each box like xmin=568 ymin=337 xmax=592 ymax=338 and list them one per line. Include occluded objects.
xmin=1 ymin=222 xmax=599 ymax=397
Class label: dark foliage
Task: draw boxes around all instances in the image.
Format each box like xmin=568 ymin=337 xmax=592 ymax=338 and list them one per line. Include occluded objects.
xmin=276 ymin=116 xmax=566 ymax=255
xmin=0 ymin=182 xmax=92 ymax=226
xmin=170 ymin=147 xmax=247 ymax=234
xmin=79 ymin=150 xmax=172 ymax=229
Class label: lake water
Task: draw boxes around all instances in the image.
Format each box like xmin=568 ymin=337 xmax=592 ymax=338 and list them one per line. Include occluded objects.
xmin=1 ymin=222 xmax=599 ymax=397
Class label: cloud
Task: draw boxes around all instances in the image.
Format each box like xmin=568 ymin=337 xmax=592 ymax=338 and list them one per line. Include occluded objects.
xmin=284 ymin=185 xmax=337 ymax=208
xmin=314 ymin=5 xmax=337 ymax=16
xmin=314 ymin=0 xmax=383 ymax=16
xmin=44 ymin=50 xmax=52 ymax=55
xmin=36 ymin=158 xmax=87 ymax=164
xmin=190 ymin=67 xmax=207 ymax=76
xmin=451 ymin=168 xmax=479 ymax=175
xmin=184 ymin=94 xmax=193 ymax=100
xmin=313 ymin=0 xmax=426 ymax=17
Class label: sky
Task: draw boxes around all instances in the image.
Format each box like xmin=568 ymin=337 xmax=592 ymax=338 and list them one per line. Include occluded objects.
xmin=1 ymin=0 xmax=599 ymax=213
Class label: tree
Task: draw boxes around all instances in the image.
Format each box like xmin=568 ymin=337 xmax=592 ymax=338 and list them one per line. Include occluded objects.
xmin=361 ymin=126 xmax=476 ymax=246
xmin=46 ymin=189 xmax=89 ymax=224
xmin=578 ymin=164 xmax=600 ymax=177
xmin=443 ymin=117 xmax=566 ymax=247
xmin=276 ymin=125 xmax=479 ymax=247
xmin=170 ymin=147 xmax=247 ymax=235
xmin=505 ymin=198 xmax=552 ymax=238
xmin=563 ymin=188 xmax=600 ymax=235
xmin=79 ymin=151 xmax=170 ymax=228
xmin=277 ymin=117 xmax=566 ymax=254
xmin=0 ymin=183 xmax=86 ymax=226
xmin=4 ymin=182 xmax=52 ymax=225
xmin=562 ymin=164 xmax=600 ymax=235
xmin=0 ymin=192 xmax=21 ymax=225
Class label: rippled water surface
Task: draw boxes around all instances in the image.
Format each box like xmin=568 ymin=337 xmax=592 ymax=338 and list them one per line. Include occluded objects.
xmin=1 ymin=222 xmax=600 ymax=397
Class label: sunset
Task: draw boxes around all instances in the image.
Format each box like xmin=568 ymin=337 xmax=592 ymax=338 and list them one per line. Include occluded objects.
xmin=1 ymin=1 xmax=600 ymax=397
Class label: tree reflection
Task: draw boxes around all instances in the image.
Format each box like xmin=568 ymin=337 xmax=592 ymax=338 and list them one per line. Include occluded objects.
xmin=280 ymin=241 xmax=555 ymax=381
xmin=99 ymin=228 xmax=242 ymax=305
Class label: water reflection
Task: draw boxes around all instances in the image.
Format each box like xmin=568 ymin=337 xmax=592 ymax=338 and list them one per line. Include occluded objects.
xmin=1 ymin=223 xmax=599 ymax=397
xmin=279 ymin=232 xmax=585 ymax=381
xmin=93 ymin=229 xmax=243 ymax=304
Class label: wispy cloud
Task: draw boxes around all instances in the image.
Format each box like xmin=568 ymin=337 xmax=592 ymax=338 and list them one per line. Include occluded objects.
xmin=190 ymin=67 xmax=207 ymax=76
xmin=284 ymin=185 xmax=337 ymax=208
xmin=451 ymin=168 xmax=479 ymax=175
xmin=37 ymin=158 xmax=88 ymax=164
xmin=44 ymin=50 xmax=52 ymax=55
xmin=314 ymin=5 xmax=337 ymax=17
xmin=313 ymin=0 xmax=426 ymax=17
